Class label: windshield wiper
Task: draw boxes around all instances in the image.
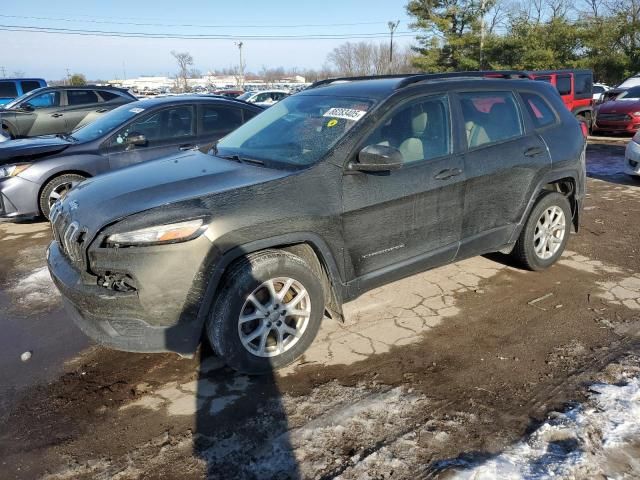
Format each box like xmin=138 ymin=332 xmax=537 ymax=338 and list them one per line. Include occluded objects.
xmin=56 ymin=133 xmax=77 ymax=142
xmin=217 ymin=154 xmax=264 ymax=166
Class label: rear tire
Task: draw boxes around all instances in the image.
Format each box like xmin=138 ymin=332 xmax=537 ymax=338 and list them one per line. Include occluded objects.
xmin=511 ymin=191 xmax=572 ymax=271
xmin=207 ymin=250 xmax=325 ymax=375
xmin=39 ymin=173 xmax=86 ymax=220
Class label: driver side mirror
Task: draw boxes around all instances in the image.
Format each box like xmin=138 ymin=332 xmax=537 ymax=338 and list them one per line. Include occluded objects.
xmin=348 ymin=144 xmax=403 ymax=173
xmin=126 ymin=133 xmax=147 ymax=148
xmin=20 ymin=102 xmax=35 ymax=112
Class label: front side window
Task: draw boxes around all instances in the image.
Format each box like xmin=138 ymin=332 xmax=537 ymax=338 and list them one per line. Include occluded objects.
xmin=616 ymin=87 xmax=640 ymax=100
xmin=460 ymin=91 xmax=523 ymax=148
xmin=67 ymin=90 xmax=99 ymax=106
xmin=363 ymin=95 xmax=451 ymax=164
xmin=216 ymin=94 xmax=375 ymax=167
xmin=556 ymin=76 xmax=572 ymax=96
xmin=72 ymin=103 xmax=143 ymax=142
xmin=520 ymin=92 xmax=557 ymax=128
xmin=26 ymin=91 xmax=60 ymax=109
xmin=111 ymin=105 xmax=195 ymax=146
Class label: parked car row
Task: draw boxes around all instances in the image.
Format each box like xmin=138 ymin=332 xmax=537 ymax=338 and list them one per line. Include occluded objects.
xmin=44 ymin=72 xmax=587 ymax=374
xmin=0 ymin=95 xmax=263 ymax=219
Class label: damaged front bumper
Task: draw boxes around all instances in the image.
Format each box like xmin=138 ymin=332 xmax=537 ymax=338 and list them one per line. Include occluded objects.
xmin=47 ymin=235 xmax=216 ymax=355
xmin=0 ymin=176 xmax=41 ymax=219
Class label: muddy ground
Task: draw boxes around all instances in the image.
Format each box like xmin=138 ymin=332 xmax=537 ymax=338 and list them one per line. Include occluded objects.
xmin=1 ymin=142 xmax=640 ymax=479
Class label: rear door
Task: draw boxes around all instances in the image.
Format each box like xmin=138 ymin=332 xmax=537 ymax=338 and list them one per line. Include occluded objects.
xmin=107 ymin=104 xmax=197 ymax=169
xmin=62 ymin=89 xmax=102 ymax=131
xmin=197 ymin=103 xmax=245 ymax=152
xmin=342 ymin=93 xmax=465 ymax=279
xmin=456 ymin=90 xmax=551 ymax=258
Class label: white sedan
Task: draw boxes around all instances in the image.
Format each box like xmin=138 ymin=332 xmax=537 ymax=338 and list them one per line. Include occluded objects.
xmin=237 ymin=90 xmax=290 ymax=108
xmin=625 ymin=131 xmax=640 ymax=177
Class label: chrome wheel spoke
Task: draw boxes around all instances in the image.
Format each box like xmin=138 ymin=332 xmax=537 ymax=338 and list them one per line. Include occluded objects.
xmin=533 ymin=206 xmax=566 ymax=260
xmin=238 ymin=276 xmax=312 ymax=358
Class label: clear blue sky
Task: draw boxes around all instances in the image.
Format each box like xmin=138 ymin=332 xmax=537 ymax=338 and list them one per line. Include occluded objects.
xmin=0 ymin=0 xmax=415 ymax=81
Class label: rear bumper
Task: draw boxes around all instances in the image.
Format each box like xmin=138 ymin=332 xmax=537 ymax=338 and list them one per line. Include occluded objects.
xmin=47 ymin=239 xmax=212 ymax=354
xmin=0 ymin=176 xmax=41 ymax=218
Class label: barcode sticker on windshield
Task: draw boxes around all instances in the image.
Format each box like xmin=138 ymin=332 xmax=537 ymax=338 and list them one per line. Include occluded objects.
xmin=323 ymin=108 xmax=367 ymax=122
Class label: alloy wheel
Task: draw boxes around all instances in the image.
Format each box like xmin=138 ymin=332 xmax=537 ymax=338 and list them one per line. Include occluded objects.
xmin=533 ymin=205 xmax=566 ymax=260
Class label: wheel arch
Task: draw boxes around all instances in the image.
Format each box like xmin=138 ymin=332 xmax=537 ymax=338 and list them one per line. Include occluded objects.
xmin=37 ymin=170 xmax=93 ymax=216
xmin=195 ymin=232 xmax=347 ymax=333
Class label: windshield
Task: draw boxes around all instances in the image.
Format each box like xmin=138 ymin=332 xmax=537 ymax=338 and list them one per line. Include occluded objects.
xmin=216 ymin=94 xmax=374 ymax=167
xmin=4 ymin=87 xmax=46 ymax=109
xmin=237 ymin=92 xmax=254 ymax=101
xmin=70 ymin=103 xmax=146 ymax=142
xmin=616 ymin=87 xmax=640 ymax=100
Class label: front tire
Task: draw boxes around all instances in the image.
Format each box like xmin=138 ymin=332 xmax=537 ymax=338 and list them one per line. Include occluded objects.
xmin=207 ymin=250 xmax=325 ymax=374
xmin=511 ymin=191 xmax=572 ymax=271
xmin=39 ymin=173 xmax=86 ymax=220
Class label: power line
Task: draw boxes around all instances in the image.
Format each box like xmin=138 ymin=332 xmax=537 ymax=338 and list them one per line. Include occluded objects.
xmin=0 ymin=24 xmax=416 ymax=40
xmin=0 ymin=14 xmax=406 ymax=29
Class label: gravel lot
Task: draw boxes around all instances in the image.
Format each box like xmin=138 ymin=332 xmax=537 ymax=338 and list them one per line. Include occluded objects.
xmin=1 ymin=141 xmax=640 ymax=479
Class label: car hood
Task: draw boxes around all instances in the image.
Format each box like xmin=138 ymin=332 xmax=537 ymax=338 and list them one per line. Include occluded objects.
xmin=597 ymin=100 xmax=640 ymax=114
xmin=61 ymin=150 xmax=290 ymax=232
xmin=0 ymin=135 xmax=72 ymax=163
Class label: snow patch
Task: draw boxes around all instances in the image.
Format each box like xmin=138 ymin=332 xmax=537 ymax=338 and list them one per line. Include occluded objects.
xmin=8 ymin=266 xmax=59 ymax=311
xmin=441 ymin=374 xmax=640 ymax=479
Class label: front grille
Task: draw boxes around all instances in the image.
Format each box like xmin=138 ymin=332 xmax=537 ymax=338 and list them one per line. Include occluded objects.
xmin=50 ymin=205 xmax=87 ymax=266
xmin=630 ymin=159 xmax=639 ymax=168
xmin=597 ymin=113 xmax=631 ymax=122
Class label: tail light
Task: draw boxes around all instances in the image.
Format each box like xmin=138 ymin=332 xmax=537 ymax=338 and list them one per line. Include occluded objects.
xmin=580 ymin=121 xmax=589 ymax=138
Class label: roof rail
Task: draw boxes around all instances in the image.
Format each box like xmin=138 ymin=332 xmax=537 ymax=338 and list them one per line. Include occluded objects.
xmin=308 ymin=70 xmax=532 ymax=90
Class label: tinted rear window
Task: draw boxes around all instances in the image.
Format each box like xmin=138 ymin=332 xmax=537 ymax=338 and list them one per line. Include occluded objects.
xmin=0 ymin=81 xmax=18 ymax=98
xmin=575 ymin=73 xmax=592 ymax=95
xmin=20 ymin=80 xmax=42 ymax=94
xmin=67 ymin=90 xmax=100 ymax=106
xmin=460 ymin=91 xmax=523 ymax=148
xmin=557 ymin=76 xmax=572 ymax=96
xmin=520 ymin=92 xmax=557 ymax=128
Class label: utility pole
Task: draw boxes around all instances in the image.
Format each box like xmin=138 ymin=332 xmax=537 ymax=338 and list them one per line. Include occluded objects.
xmin=66 ymin=68 xmax=71 ymax=86
xmin=388 ymin=20 xmax=400 ymax=73
xmin=479 ymin=0 xmax=487 ymax=70
xmin=234 ymin=41 xmax=245 ymax=88
xmin=122 ymin=61 xmax=127 ymax=81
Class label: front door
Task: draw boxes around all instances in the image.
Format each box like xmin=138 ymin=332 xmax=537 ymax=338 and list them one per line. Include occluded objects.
xmin=108 ymin=105 xmax=197 ymax=170
xmin=342 ymin=94 xmax=465 ymax=281
xmin=16 ymin=91 xmax=65 ymax=136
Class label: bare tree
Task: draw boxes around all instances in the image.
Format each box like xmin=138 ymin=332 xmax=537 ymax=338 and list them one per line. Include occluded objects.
xmin=328 ymin=41 xmax=418 ymax=77
xmin=171 ymin=51 xmax=193 ymax=92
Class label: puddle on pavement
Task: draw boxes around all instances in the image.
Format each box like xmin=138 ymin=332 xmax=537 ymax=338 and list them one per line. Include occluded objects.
xmin=0 ymin=289 xmax=88 ymax=419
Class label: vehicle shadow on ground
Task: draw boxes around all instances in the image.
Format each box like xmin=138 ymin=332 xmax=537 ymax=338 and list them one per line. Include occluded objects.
xmin=165 ymin=256 xmax=301 ymax=479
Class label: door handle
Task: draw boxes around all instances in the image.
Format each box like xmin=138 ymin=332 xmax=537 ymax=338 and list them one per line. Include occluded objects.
xmin=95 ymin=108 xmax=108 ymax=113
xmin=179 ymin=144 xmax=195 ymax=151
xmin=524 ymin=147 xmax=544 ymax=157
xmin=51 ymin=113 xmax=63 ymax=118
xmin=434 ymin=168 xmax=463 ymax=180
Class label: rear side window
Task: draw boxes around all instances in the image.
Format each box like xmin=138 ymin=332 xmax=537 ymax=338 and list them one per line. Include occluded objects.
xmin=21 ymin=80 xmax=43 ymax=94
xmin=459 ymin=91 xmax=523 ymax=148
xmin=520 ymin=92 xmax=557 ymax=128
xmin=243 ymin=109 xmax=259 ymax=121
xmin=534 ymin=76 xmax=552 ymax=83
xmin=574 ymin=73 xmax=592 ymax=96
xmin=67 ymin=90 xmax=100 ymax=106
xmin=200 ymin=105 xmax=243 ymax=135
xmin=98 ymin=90 xmax=120 ymax=102
xmin=0 ymin=81 xmax=18 ymax=98
xmin=556 ymin=76 xmax=572 ymax=96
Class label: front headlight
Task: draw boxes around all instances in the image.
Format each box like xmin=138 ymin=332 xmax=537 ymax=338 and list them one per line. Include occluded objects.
xmin=0 ymin=163 xmax=31 ymax=178
xmin=106 ymin=219 xmax=205 ymax=247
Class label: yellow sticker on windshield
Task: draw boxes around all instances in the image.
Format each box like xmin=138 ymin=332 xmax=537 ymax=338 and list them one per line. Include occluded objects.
xmin=327 ymin=119 xmax=338 ymax=128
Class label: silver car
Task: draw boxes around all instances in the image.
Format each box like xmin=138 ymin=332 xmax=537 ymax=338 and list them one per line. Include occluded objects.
xmin=0 ymin=96 xmax=262 ymax=220
xmin=625 ymin=131 xmax=640 ymax=178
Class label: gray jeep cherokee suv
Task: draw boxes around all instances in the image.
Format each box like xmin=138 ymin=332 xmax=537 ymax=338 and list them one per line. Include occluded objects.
xmin=47 ymin=73 xmax=586 ymax=374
